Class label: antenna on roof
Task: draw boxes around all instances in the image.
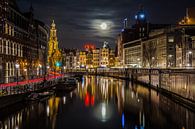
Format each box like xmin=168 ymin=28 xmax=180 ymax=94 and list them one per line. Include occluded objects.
xmin=30 ymin=1 xmax=33 ymax=12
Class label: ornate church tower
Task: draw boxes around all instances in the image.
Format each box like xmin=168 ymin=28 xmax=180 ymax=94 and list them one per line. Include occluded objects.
xmin=48 ymin=20 xmax=62 ymax=71
xmin=48 ymin=20 xmax=59 ymax=56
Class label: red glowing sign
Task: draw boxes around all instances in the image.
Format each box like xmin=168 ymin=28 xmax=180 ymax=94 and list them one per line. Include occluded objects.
xmin=84 ymin=43 xmax=96 ymax=51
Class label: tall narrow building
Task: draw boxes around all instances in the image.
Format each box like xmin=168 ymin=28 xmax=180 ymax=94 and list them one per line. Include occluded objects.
xmin=48 ymin=20 xmax=62 ymax=71
xmin=0 ymin=0 xmax=48 ymax=83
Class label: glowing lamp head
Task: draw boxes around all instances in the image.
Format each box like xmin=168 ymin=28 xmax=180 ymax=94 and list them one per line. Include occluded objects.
xmin=56 ymin=61 xmax=61 ymax=67
xmin=15 ymin=63 xmax=20 ymax=69
xmin=139 ymin=14 xmax=145 ymax=19
xmin=39 ymin=64 xmax=42 ymax=68
xmin=135 ymin=15 xmax=138 ymax=20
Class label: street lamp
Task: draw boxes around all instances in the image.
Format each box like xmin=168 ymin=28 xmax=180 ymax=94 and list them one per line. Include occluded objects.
xmin=47 ymin=65 xmax=50 ymax=74
xmin=63 ymin=66 xmax=66 ymax=73
xmin=168 ymin=55 xmax=173 ymax=68
xmin=39 ymin=64 xmax=42 ymax=77
xmin=15 ymin=63 xmax=20 ymax=85
xmin=188 ymin=51 xmax=192 ymax=54
xmin=188 ymin=51 xmax=192 ymax=67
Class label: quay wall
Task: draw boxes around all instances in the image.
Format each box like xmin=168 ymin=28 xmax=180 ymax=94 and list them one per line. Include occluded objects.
xmin=83 ymin=68 xmax=195 ymax=109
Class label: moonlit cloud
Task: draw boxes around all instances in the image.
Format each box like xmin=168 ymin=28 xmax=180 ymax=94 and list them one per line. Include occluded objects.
xmin=17 ymin=0 xmax=195 ymax=49
xmin=91 ymin=20 xmax=114 ymax=31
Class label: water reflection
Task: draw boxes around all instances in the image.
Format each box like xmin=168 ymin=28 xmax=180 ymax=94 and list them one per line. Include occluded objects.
xmin=47 ymin=97 xmax=60 ymax=129
xmin=0 ymin=112 xmax=22 ymax=129
xmin=94 ymin=102 xmax=113 ymax=122
xmin=0 ymin=75 xmax=194 ymax=129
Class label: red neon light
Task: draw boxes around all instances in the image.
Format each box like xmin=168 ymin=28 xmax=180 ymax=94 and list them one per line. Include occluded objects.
xmin=84 ymin=44 xmax=96 ymax=51
xmin=0 ymin=73 xmax=64 ymax=88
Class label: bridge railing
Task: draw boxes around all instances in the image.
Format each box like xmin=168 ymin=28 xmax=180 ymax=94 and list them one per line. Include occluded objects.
xmin=66 ymin=68 xmax=195 ymax=103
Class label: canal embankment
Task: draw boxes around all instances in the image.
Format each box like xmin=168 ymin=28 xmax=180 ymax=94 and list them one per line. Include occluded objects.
xmin=87 ymin=69 xmax=195 ymax=112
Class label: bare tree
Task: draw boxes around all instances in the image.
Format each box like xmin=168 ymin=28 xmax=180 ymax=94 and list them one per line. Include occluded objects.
xmin=143 ymin=41 xmax=157 ymax=68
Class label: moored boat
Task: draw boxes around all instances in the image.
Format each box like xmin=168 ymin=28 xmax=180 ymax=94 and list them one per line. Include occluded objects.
xmin=55 ymin=78 xmax=77 ymax=92
xmin=64 ymin=78 xmax=78 ymax=85
xmin=26 ymin=91 xmax=54 ymax=101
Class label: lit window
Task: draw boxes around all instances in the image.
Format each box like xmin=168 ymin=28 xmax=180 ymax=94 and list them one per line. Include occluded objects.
xmin=12 ymin=27 xmax=14 ymax=36
xmin=6 ymin=40 xmax=8 ymax=55
xmin=168 ymin=37 xmax=174 ymax=42
xmin=18 ymin=44 xmax=20 ymax=57
xmin=12 ymin=43 xmax=15 ymax=55
xmin=5 ymin=23 xmax=8 ymax=34
xmin=21 ymin=46 xmax=23 ymax=57
xmin=9 ymin=41 xmax=11 ymax=55
xmin=9 ymin=26 xmax=12 ymax=35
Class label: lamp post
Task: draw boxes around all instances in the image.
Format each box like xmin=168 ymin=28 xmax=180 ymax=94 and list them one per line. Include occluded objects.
xmin=187 ymin=51 xmax=192 ymax=68
xmin=63 ymin=66 xmax=66 ymax=73
xmin=46 ymin=66 xmax=50 ymax=81
xmin=15 ymin=63 xmax=20 ymax=85
xmin=39 ymin=64 xmax=42 ymax=78
xmin=47 ymin=66 xmax=50 ymax=75
xmin=24 ymin=68 xmax=27 ymax=79
xmin=168 ymin=55 xmax=173 ymax=68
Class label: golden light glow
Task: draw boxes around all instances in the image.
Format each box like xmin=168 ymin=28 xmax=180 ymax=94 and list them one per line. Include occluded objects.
xmin=179 ymin=16 xmax=195 ymax=25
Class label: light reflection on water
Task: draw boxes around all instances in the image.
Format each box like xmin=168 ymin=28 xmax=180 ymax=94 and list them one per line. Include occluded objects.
xmin=0 ymin=75 xmax=194 ymax=129
xmin=93 ymin=102 xmax=113 ymax=122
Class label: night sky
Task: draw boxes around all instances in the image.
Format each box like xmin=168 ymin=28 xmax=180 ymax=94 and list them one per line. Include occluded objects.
xmin=17 ymin=0 xmax=195 ymax=49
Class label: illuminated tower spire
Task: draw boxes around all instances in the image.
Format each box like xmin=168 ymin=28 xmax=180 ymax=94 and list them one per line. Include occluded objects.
xmin=48 ymin=20 xmax=59 ymax=57
xmin=48 ymin=20 xmax=62 ymax=71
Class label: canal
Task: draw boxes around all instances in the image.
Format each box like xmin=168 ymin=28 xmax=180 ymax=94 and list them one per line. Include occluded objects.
xmin=0 ymin=75 xmax=195 ymax=129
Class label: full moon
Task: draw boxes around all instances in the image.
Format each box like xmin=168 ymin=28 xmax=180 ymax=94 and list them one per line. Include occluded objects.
xmin=100 ymin=22 xmax=108 ymax=30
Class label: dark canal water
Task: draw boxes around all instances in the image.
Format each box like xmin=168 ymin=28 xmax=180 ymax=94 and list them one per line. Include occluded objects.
xmin=0 ymin=75 xmax=195 ymax=129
